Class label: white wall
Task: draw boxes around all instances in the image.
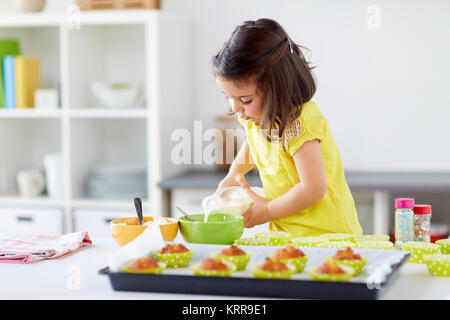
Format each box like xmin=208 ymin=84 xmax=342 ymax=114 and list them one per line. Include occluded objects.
xmin=2 ymin=0 xmax=449 ymax=172
xmin=163 ymin=0 xmax=450 ymax=172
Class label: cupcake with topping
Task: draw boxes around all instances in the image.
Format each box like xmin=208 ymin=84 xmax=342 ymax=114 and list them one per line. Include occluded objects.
xmin=250 ymin=257 xmax=296 ymax=279
xmin=191 ymin=257 xmax=236 ymax=277
xmin=325 ymin=247 xmax=367 ymax=276
xmin=211 ymin=245 xmax=253 ymax=271
xmin=308 ymin=262 xmax=354 ymax=282
xmin=270 ymin=244 xmax=308 ymax=273
xmin=121 ymin=257 xmax=166 ymax=274
xmin=154 ymin=243 xmax=194 ymax=268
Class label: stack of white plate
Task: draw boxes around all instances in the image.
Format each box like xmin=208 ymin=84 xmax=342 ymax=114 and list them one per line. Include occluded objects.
xmin=86 ymin=164 xmax=147 ymax=200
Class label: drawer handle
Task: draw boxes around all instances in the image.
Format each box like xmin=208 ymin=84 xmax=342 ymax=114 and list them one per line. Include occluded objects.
xmin=17 ymin=216 xmax=33 ymax=222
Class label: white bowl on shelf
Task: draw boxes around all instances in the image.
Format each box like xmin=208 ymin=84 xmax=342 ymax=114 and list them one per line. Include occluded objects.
xmin=90 ymin=82 xmax=141 ymax=109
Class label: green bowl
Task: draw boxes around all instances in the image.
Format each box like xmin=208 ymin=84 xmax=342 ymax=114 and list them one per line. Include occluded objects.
xmin=179 ymin=213 xmax=244 ymax=245
xmin=435 ymin=239 xmax=450 ymax=254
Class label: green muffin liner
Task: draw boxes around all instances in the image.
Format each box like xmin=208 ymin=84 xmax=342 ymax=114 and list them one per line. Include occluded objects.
xmin=211 ymin=251 xmax=253 ymax=271
xmin=435 ymin=239 xmax=450 ymax=254
xmin=401 ymin=241 xmax=440 ymax=263
xmin=355 ymin=241 xmax=394 ymax=250
xmin=271 ymin=255 xmax=309 ymax=273
xmin=288 ymin=237 xmax=330 ymax=247
xmin=154 ymin=249 xmax=194 ymax=268
xmin=250 ymin=262 xmax=296 ymax=279
xmin=121 ymin=261 xmax=167 ymax=274
xmin=190 ymin=260 xmax=236 ymax=277
xmin=255 ymin=232 xmax=291 ymax=246
xmin=234 ymin=237 xmax=269 ymax=246
xmin=355 ymin=235 xmax=390 ymax=242
xmin=308 ymin=265 xmax=354 ymax=282
xmin=423 ymin=254 xmax=450 ymax=277
xmin=325 ymin=256 xmax=368 ymax=276
xmin=316 ymin=241 xmax=355 ymax=249
xmin=319 ymin=233 xmax=356 ymax=242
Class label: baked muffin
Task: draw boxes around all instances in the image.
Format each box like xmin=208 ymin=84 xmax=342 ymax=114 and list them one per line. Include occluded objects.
xmin=160 ymin=243 xmax=189 ymax=253
xmin=211 ymin=245 xmax=253 ymax=271
xmin=191 ymin=257 xmax=236 ymax=277
xmin=270 ymin=245 xmax=309 ymax=273
xmin=308 ymin=262 xmax=354 ymax=282
xmin=325 ymin=247 xmax=367 ymax=276
xmin=154 ymin=243 xmax=194 ymax=268
xmin=250 ymin=257 xmax=296 ymax=280
xmin=121 ymin=257 xmax=166 ymax=274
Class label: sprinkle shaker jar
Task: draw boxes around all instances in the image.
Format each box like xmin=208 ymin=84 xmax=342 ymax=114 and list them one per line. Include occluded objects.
xmin=394 ymin=198 xmax=415 ymax=249
xmin=413 ymin=205 xmax=432 ymax=242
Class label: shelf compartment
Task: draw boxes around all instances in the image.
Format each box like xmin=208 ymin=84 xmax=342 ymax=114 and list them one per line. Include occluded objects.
xmin=67 ymin=23 xmax=146 ymax=110
xmin=0 ymin=26 xmax=61 ymax=96
xmin=70 ymin=118 xmax=148 ymax=201
xmin=0 ymin=119 xmax=62 ymax=197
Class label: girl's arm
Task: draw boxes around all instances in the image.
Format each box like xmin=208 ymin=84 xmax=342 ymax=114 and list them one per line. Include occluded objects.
xmin=217 ymin=140 xmax=256 ymax=191
xmin=267 ymin=139 xmax=327 ymax=219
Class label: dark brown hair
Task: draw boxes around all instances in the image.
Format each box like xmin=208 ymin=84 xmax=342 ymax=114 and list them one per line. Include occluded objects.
xmin=212 ymin=18 xmax=316 ymax=142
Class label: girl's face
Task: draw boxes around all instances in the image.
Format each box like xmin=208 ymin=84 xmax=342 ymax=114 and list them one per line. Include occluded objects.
xmin=216 ymin=76 xmax=264 ymax=124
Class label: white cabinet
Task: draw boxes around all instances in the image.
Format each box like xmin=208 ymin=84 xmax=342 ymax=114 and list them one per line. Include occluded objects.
xmin=0 ymin=208 xmax=63 ymax=237
xmin=73 ymin=209 xmax=135 ymax=239
xmin=0 ymin=11 xmax=193 ymax=234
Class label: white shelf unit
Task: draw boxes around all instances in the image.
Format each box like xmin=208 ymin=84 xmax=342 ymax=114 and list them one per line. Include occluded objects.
xmin=0 ymin=11 xmax=193 ymax=236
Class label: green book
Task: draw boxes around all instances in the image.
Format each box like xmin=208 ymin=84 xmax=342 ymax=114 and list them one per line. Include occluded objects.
xmin=0 ymin=39 xmax=20 ymax=108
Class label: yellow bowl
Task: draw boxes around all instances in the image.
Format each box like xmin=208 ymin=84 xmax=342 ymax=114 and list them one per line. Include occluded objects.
xmin=111 ymin=216 xmax=178 ymax=246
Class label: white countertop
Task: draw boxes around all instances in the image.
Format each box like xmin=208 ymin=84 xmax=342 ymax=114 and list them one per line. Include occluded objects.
xmin=0 ymin=235 xmax=449 ymax=300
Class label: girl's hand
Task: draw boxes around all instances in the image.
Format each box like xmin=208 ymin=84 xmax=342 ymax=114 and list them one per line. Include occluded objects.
xmin=235 ymin=175 xmax=271 ymax=228
xmin=216 ymin=172 xmax=242 ymax=193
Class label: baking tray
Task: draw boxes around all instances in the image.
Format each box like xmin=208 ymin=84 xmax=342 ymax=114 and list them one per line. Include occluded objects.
xmin=99 ymin=244 xmax=410 ymax=300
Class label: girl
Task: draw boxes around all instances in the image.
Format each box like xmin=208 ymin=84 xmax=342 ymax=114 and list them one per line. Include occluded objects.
xmin=213 ymin=18 xmax=362 ymax=237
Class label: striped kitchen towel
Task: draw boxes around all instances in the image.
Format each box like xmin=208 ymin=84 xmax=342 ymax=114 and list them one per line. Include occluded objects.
xmin=0 ymin=232 xmax=92 ymax=264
